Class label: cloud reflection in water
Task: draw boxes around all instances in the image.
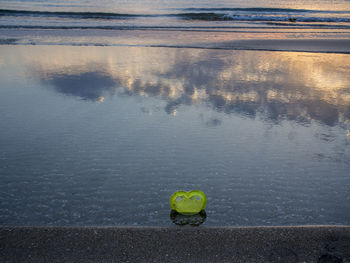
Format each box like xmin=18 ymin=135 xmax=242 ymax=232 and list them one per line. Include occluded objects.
xmin=30 ymin=46 xmax=350 ymax=127
xmin=47 ymin=71 xmax=116 ymax=101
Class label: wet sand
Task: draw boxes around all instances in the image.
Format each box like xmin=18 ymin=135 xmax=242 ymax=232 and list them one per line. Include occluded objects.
xmin=214 ymin=39 xmax=350 ymax=53
xmin=1 ymin=28 xmax=350 ymax=54
xmin=1 ymin=226 xmax=349 ymax=262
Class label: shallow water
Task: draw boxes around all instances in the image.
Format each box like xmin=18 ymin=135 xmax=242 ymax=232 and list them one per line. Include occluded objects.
xmin=0 ymin=45 xmax=349 ymax=226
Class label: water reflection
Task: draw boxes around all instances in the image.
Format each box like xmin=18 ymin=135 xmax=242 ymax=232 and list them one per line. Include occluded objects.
xmin=1 ymin=45 xmax=350 ymax=227
xmin=42 ymin=70 xmax=117 ymax=101
xmin=170 ymin=210 xmax=207 ymax=226
xmin=27 ymin=46 xmax=350 ymax=127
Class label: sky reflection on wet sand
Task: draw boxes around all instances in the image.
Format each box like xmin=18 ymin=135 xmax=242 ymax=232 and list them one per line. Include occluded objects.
xmin=0 ymin=45 xmax=349 ymax=226
xmin=21 ymin=46 xmax=350 ymax=126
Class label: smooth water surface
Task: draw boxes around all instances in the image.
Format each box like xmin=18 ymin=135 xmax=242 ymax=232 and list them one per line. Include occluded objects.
xmin=0 ymin=45 xmax=349 ymax=226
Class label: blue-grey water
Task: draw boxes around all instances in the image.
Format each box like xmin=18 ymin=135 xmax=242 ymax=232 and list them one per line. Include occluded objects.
xmin=0 ymin=45 xmax=349 ymax=226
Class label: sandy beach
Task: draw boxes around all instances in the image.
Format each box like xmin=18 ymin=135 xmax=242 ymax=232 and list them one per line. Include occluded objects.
xmin=1 ymin=226 xmax=349 ymax=262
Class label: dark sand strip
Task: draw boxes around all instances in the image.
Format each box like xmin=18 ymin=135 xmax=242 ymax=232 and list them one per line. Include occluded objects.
xmin=2 ymin=28 xmax=350 ymax=54
xmin=1 ymin=226 xmax=349 ymax=262
xmin=214 ymin=39 xmax=350 ymax=54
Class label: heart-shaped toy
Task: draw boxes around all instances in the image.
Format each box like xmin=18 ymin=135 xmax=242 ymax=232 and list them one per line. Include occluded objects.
xmin=170 ymin=190 xmax=207 ymax=215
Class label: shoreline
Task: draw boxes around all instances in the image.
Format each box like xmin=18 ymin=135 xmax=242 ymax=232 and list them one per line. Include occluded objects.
xmin=1 ymin=225 xmax=349 ymax=262
xmin=1 ymin=28 xmax=350 ymax=54
xmin=2 ymin=39 xmax=350 ymax=54
xmin=213 ymin=39 xmax=350 ymax=54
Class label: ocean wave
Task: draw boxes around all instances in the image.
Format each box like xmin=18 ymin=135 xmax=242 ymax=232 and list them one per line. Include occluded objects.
xmin=1 ymin=8 xmax=350 ymax=23
xmin=179 ymin=7 xmax=350 ymax=14
xmin=176 ymin=13 xmax=350 ymax=23
xmin=1 ymin=24 xmax=350 ymax=30
xmin=0 ymin=9 xmax=146 ymax=19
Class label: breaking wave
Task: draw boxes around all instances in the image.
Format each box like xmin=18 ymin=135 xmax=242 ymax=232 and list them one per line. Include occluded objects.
xmin=1 ymin=8 xmax=350 ymax=23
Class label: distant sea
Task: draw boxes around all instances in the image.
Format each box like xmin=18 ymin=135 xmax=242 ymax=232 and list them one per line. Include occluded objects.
xmin=1 ymin=0 xmax=350 ymax=46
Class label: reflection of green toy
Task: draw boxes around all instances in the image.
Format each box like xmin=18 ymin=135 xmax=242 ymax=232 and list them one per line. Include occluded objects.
xmin=170 ymin=190 xmax=207 ymax=215
xmin=170 ymin=210 xmax=207 ymax=226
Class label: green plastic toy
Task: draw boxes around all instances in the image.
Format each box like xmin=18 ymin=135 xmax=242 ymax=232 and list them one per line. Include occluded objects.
xmin=170 ymin=190 xmax=207 ymax=215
